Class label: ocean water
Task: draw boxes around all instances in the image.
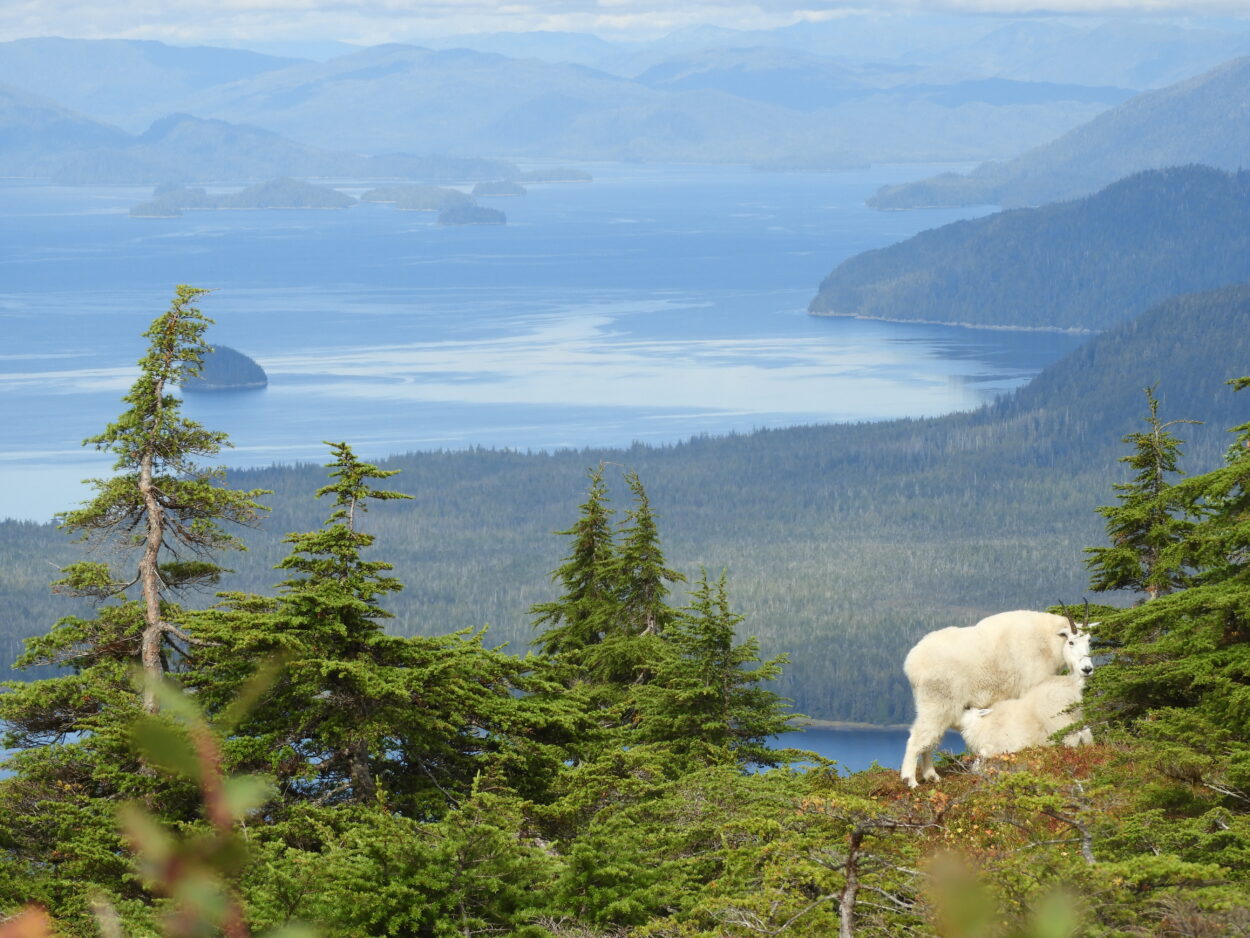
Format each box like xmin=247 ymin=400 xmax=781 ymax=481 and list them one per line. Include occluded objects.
xmin=773 ymin=727 xmax=965 ymax=774
xmin=1 ymin=727 xmax=964 ymax=781
xmin=0 ymin=162 xmax=1085 ymax=523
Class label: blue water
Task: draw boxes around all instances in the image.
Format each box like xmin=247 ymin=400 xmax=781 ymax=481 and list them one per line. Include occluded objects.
xmin=1 ymin=727 xmax=964 ymax=780
xmin=774 ymin=727 xmax=964 ymax=774
xmin=0 ymin=162 xmax=1085 ymax=522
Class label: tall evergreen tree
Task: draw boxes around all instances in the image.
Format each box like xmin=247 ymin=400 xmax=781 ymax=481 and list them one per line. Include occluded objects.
xmin=194 ymin=443 xmax=571 ymax=815
xmin=1089 ymin=376 xmax=1250 ymax=792
xmin=55 ymin=284 xmax=267 ymax=710
xmin=530 ymin=464 xmax=618 ymax=663
xmin=632 ymin=569 xmax=793 ymax=768
xmin=0 ymin=286 xmax=266 ymax=929
xmin=1085 ymin=385 xmax=1200 ymax=600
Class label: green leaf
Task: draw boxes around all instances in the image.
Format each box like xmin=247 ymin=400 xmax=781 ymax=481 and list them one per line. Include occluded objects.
xmin=118 ymin=802 xmax=174 ymax=865
xmin=131 ymin=716 xmax=201 ymax=781
xmin=222 ymin=773 xmax=275 ymax=818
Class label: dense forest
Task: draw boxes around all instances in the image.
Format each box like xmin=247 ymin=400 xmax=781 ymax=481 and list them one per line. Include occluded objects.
xmin=4 ymin=283 xmax=1250 ymax=724
xmin=812 ymin=165 xmax=1250 ymax=332
xmin=2 ymin=286 xmax=1250 ymax=937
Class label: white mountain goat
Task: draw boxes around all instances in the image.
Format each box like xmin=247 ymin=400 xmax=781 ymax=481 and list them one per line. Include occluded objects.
xmin=958 ymin=629 xmax=1094 ymax=756
xmin=900 ymin=610 xmax=1087 ymax=787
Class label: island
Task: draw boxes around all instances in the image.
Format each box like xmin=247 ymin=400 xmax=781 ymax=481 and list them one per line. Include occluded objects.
xmin=471 ymin=180 xmax=526 ymax=197
xmin=360 ymin=185 xmax=474 ymax=212
xmin=438 ymin=205 xmax=506 ymax=226
xmin=131 ymin=178 xmax=355 ymax=216
xmin=513 ymin=167 xmax=592 ymax=183
xmin=751 ymin=154 xmax=872 ymax=173
xmin=181 ymin=345 xmax=268 ymax=392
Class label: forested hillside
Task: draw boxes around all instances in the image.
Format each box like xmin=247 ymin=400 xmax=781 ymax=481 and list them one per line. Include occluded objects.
xmin=811 ymin=165 xmax=1250 ymax=332
xmin=5 ymin=283 xmax=1250 ymax=723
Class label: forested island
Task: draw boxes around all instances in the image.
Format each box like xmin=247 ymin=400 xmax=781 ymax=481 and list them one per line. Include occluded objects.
xmin=472 ymin=180 xmax=527 ymax=197
xmin=359 ymin=184 xmax=473 ymax=211
xmin=131 ymin=178 xmax=354 ymax=216
xmin=2 ymin=286 xmax=1249 ymax=937
xmin=438 ymin=204 xmax=507 ymax=225
xmin=180 ymin=344 xmax=267 ymax=392
xmin=810 ymin=165 xmax=1250 ymax=332
xmin=514 ymin=167 xmax=592 ymax=183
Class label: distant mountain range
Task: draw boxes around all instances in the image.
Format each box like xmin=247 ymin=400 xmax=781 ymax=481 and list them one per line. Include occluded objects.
xmin=813 ymin=165 xmax=1250 ymax=332
xmin=0 ymin=89 xmax=519 ymax=184
xmin=0 ymin=36 xmax=1128 ymax=171
xmin=871 ymin=55 xmax=1250 ymax=209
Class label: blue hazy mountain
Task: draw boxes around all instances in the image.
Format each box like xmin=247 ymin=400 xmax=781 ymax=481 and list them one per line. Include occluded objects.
xmin=0 ymin=37 xmax=304 ymax=131
xmin=871 ymin=55 xmax=1250 ymax=209
xmin=169 ymin=42 xmax=1114 ymax=163
xmin=915 ymin=18 xmax=1250 ymax=89
xmin=0 ymin=83 xmax=129 ymax=175
xmin=2 ymin=106 xmax=518 ymax=185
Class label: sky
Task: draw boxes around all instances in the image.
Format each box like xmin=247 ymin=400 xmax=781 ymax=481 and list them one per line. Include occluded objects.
xmin=2 ymin=0 xmax=1250 ymax=45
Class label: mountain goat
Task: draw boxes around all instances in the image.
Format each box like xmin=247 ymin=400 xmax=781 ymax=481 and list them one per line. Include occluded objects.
xmin=959 ymin=629 xmax=1094 ymax=756
xmin=900 ymin=610 xmax=1086 ymax=787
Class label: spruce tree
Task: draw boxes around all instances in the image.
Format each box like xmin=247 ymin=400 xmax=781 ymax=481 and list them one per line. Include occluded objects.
xmin=530 ymin=464 xmax=619 ymax=663
xmin=0 ymin=286 xmax=266 ymax=928
xmin=1085 ymin=385 xmax=1199 ymax=600
xmin=581 ymin=470 xmax=685 ymax=687
xmin=55 ymin=284 xmax=267 ymax=710
xmin=194 ymin=443 xmax=568 ymax=815
xmin=1089 ymin=377 xmax=1250 ymax=792
xmin=632 ymin=569 xmax=793 ymax=768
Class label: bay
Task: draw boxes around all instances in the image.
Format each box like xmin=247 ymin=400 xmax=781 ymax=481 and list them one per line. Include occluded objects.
xmin=0 ymin=162 xmax=1085 ymax=522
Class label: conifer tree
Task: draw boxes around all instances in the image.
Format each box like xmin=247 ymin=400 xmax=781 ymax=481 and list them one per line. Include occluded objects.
xmin=1085 ymin=385 xmax=1199 ymax=600
xmin=1089 ymin=377 xmax=1250 ymax=792
xmin=194 ymin=443 xmax=566 ymax=814
xmin=632 ymin=569 xmax=793 ymax=768
xmin=55 ymin=285 xmax=267 ymax=710
xmin=530 ymin=464 xmax=619 ymax=663
xmin=581 ymin=471 xmax=685 ymax=688
xmin=0 ymin=286 xmax=266 ymax=926
xmin=612 ymin=470 xmax=686 ymax=639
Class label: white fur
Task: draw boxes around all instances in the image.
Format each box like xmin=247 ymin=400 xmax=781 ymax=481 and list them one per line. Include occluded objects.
xmin=959 ymin=632 xmax=1094 ymax=756
xmin=900 ymin=611 xmax=1082 ymax=787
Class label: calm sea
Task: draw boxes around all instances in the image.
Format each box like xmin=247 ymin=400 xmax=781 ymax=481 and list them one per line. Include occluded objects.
xmin=0 ymin=162 xmax=1085 ymax=522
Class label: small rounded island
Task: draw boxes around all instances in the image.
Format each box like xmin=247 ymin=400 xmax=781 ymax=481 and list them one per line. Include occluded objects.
xmin=182 ymin=345 xmax=268 ymax=392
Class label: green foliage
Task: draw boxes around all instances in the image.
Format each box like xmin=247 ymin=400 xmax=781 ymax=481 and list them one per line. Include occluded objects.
xmin=630 ymin=570 xmax=793 ymax=769
xmin=1086 ymin=385 xmax=1200 ymax=599
xmin=191 ymin=443 xmax=580 ymax=815
xmin=1088 ymin=376 xmax=1250 ymax=781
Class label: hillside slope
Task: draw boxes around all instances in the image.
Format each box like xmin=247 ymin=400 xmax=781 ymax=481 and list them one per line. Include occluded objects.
xmin=6 ymin=284 xmax=1250 ymax=722
xmin=871 ymin=55 xmax=1250 ymax=208
xmin=813 ymin=166 xmax=1250 ymax=331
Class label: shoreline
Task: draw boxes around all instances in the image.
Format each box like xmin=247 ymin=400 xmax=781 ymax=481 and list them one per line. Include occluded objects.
xmin=808 ymin=309 xmax=1096 ymax=336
